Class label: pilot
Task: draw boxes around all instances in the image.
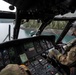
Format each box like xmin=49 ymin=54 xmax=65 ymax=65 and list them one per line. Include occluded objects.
xmin=48 ymin=38 xmax=76 ymax=66
xmin=0 ymin=64 xmax=31 ymax=75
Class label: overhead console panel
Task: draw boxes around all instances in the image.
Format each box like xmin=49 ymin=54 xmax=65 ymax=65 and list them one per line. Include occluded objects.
xmin=4 ymin=0 xmax=64 ymax=10
xmin=4 ymin=0 xmax=76 ymax=17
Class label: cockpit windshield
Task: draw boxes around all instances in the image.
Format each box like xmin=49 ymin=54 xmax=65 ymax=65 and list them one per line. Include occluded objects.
xmin=0 ymin=0 xmax=76 ymax=44
xmin=43 ymin=21 xmax=75 ymax=43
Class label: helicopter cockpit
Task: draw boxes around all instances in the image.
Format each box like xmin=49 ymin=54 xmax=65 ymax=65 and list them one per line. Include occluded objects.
xmin=0 ymin=0 xmax=76 ymax=75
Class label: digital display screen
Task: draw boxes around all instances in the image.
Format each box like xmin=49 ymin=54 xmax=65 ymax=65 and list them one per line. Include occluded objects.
xmin=24 ymin=42 xmax=37 ymax=58
xmin=33 ymin=41 xmax=42 ymax=53
xmin=9 ymin=48 xmax=15 ymax=57
xmin=40 ymin=40 xmax=48 ymax=50
xmin=20 ymin=53 xmax=28 ymax=63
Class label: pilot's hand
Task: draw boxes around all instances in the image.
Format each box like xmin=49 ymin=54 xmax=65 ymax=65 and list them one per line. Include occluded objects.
xmin=48 ymin=48 xmax=62 ymax=60
xmin=65 ymin=38 xmax=76 ymax=50
xmin=48 ymin=46 xmax=76 ymax=66
xmin=0 ymin=64 xmax=31 ymax=75
xmin=66 ymin=46 xmax=76 ymax=65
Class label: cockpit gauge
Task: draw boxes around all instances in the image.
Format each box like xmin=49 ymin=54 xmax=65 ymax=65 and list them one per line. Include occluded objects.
xmin=33 ymin=41 xmax=42 ymax=53
xmin=24 ymin=43 xmax=37 ymax=59
xmin=3 ymin=50 xmax=9 ymax=59
xmin=40 ymin=40 xmax=48 ymax=50
xmin=0 ymin=52 xmax=3 ymax=67
xmin=0 ymin=52 xmax=2 ymax=60
xmin=5 ymin=60 xmax=10 ymax=65
xmin=3 ymin=50 xmax=8 ymax=55
xmin=46 ymin=40 xmax=53 ymax=49
xmin=0 ymin=61 xmax=4 ymax=67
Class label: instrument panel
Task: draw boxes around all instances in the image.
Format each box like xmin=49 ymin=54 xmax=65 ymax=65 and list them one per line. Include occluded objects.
xmin=0 ymin=35 xmax=62 ymax=75
xmin=24 ymin=39 xmax=53 ymax=59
